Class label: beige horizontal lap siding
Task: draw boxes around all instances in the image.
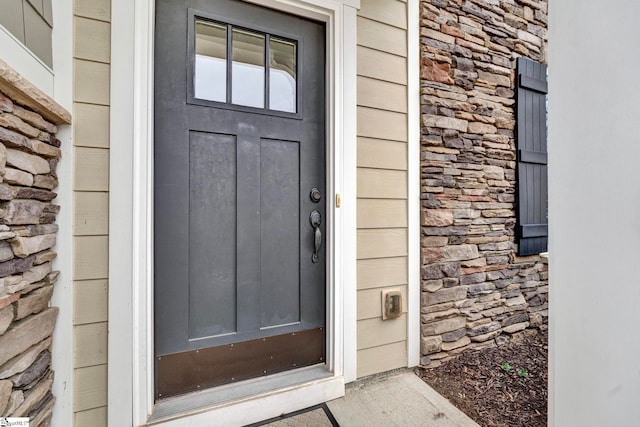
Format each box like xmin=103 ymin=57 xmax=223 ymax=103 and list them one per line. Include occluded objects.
xmin=72 ymin=0 xmax=111 ymax=425
xmin=356 ymin=0 xmax=409 ymax=378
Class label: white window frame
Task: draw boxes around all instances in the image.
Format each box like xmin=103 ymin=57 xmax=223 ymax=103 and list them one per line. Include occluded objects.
xmin=109 ymin=0 xmax=359 ymax=425
xmin=0 ymin=25 xmax=54 ymax=96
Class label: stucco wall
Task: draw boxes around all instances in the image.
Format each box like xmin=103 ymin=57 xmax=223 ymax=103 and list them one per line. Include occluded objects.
xmin=548 ymin=1 xmax=640 ymax=425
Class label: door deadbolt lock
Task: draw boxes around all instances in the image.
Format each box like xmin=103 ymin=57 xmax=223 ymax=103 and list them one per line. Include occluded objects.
xmin=310 ymin=188 xmax=322 ymax=203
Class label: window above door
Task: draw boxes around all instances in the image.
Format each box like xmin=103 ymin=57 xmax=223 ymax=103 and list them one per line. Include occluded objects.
xmin=189 ymin=9 xmax=300 ymax=116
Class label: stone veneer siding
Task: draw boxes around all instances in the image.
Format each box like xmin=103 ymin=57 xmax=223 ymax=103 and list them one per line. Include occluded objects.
xmin=419 ymin=0 xmax=548 ymax=366
xmin=0 ymin=83 xmax=64 ymax=424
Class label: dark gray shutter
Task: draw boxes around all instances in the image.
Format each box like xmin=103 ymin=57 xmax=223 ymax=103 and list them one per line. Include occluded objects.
xmin=516 ymin=57 xmax=548 ymax=256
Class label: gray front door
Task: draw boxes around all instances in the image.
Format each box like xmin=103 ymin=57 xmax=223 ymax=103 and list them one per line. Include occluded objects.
xmin=154 ymin=0 xmax=326 ymax=400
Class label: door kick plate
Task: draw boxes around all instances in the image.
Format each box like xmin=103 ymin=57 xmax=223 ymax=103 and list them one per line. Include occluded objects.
xmin=156 ymin=327 xmax=325 ymax=400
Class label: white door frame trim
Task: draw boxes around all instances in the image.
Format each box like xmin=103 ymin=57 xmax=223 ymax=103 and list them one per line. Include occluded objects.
xmin=109 ymin=0 xmax=359 ymax=424
xmin=406 ymin=0 xmax=421 ymax=368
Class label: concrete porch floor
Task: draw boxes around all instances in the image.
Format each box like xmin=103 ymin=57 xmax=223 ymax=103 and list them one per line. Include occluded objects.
xmin=327 ymin=370 xmax=479 ymax=426
xmin=260 ymin=369 xmax=480 ymax=426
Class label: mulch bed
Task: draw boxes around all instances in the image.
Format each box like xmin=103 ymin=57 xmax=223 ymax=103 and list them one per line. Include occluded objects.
xmin=417 ymin=330 xmax=548 ymax=427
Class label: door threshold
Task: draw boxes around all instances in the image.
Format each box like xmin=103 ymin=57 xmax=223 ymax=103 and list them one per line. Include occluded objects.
xmin=148 ymin=365 xmax=343 ymax=426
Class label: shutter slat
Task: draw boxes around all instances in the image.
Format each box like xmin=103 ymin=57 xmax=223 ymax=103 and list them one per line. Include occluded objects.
xmin=516 ymin=58 xmax=548 ymax=256
xmin=518 ymin=149 xmax=547 ymax=164
xmin=520 ymin=224 xmax=548 ymax=238
xmin=520 ymin=75 xmax=548 ymax=94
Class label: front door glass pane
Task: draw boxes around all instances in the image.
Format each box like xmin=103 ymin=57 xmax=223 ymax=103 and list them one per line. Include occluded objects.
xmin=232 ymin=29 xmax=265 ymax=108
xmin=194 ymin=21 xmax=227 ymax=102
xmin=269 ymin=38 xmax=296 ymax=113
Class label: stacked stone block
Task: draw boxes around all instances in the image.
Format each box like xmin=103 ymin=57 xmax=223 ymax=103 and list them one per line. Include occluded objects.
xmin=420 ymin=0 xmax=548 ymax=367
xmin=0 ymin=89 xmax=60 ymax=425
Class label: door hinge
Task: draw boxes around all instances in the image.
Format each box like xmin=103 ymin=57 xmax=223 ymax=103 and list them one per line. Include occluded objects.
xmin=336 ymin=193 xmax=341 ymax=208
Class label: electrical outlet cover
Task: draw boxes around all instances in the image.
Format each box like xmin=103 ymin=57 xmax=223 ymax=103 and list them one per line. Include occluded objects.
xmin=381 ymin=289 xmax=402 ymax=320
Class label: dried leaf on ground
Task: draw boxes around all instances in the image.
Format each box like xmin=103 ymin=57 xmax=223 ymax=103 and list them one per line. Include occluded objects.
xmin=417 ymin=330 xmax=548 ymax=427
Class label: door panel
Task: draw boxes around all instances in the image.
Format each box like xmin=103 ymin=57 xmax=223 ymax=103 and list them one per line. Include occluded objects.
xmin=260 ymin=138 xmax=301 ymax=329
xmin=154 ymin=0 xmax=326 ymax=399
xmin=188 ymin=131 xmax=237 ymax=339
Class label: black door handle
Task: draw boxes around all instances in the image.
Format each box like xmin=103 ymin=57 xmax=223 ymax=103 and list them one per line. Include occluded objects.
xmin=309 ymin=210 xmax=322 ymax=263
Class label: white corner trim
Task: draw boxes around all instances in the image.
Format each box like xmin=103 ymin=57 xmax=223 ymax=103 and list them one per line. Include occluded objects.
xmin=109 ymin=0 xmax=359 ymax=424
xmin=0 ymin=24 xmax=54 ymax=96
xmin=49 ymin=0 xmax=74 ymax=426
xmin=340 ymin=3 xmax=358 ymax=383
xmin=406 ymin=0 xmax=421 ymax=368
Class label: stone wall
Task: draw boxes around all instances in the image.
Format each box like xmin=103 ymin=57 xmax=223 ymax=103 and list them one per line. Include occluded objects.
xmin=419 ymin=0 xmax=548 ymax=366
xmin=0 ymin=87 xmax=62 ymax=424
